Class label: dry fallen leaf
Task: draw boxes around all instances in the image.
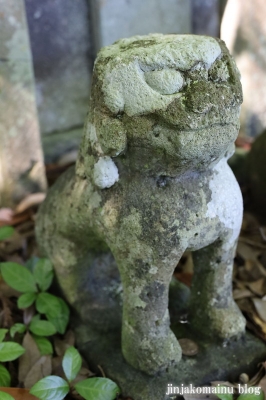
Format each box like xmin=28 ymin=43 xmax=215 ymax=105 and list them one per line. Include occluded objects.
xmin=24 ymin=355 xmax=52 ymax=388
xmin=0 ymin=296 xmax=15 ymax=328
xmin=178 ymin=338 xmax=199 ymax=356
xmin=57 ymin=150 xmax=78 ymax=167
xmin=0 ymin=230 xmax=25 ymax=256
xmin=181 ymin=252 xmax=194 ymax=274
xmin=0 ymin=208 xmax=14 ymax=223
xmin=52 ymin=355 xmax=64 ymax=378
xmin=233 ymin=288 xmax=253 ymax=300
xmin=247 ymin=361 xmax=266 ymax=386
xmin=245 ymin=259 xmax=264 ymax=281
xmin=239 ymin=237 xmax=266 ymax=250
xmin=15 ymin=193 xmax=46 ymax=214
xmin=248 ymin=278 xmax=266 ymax=296
xmin=252 ymin=298 xmax=266 ymax=323
xmin=258 ymin=375 xmax=266 ymax=397
xmin=0 ymin=388 xmax=38 ymax=400
xmin=71 ymin=366 xmax=95 ymax=387
xmin=54 ymin=330 xmax=75 ymax=357
xmin=23 ymin=306 xmax=35 ymax=326
xmin=237 ymin=242 xmax=261 ymax=262
xmin=175 ymin=272 xmax=192 ymax=287
xmin=19 ymin=332 xmax=41 ymax=383
xmin=250 ymin=313 xmax=266 ymax=337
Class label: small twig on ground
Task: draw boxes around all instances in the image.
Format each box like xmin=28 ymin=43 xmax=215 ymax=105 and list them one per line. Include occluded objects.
xmin=97 ymin=364 xmax=106 ymax=378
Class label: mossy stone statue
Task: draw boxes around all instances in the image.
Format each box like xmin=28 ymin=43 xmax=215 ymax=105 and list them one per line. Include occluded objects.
xmin=36 ymin=34 xmax=246 ymax=377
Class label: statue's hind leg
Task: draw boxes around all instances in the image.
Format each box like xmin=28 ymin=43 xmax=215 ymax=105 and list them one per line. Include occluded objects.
xmin=39 ymin=234 xmax=121 ymax=332
xmin=35 ymin=168 xmax=121 ymax=331
xmin=189 ymin=236 xmax=246 ymax=339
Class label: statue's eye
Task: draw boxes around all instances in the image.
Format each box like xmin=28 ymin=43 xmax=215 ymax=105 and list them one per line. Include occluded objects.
xmin=144 ymin=69 xmax=184 ymax=95
xmin=209 ymin=60 xmax=230 ymax=83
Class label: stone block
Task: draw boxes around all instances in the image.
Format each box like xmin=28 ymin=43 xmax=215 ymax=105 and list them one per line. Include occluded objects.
xmin=191 ymin=0 xmax=220 ymax=36
xmin=76 ymin=326 xmax=266 ymax=400
xmin=24 ymin=0 xmax=92 ymax=136
xmin=90 ymin=0 xmax=191 ymax=51
xmin=221 ymin=0 xmax=266 ymax=138
xmin=0 ymin=0 xmax=46 ymax=206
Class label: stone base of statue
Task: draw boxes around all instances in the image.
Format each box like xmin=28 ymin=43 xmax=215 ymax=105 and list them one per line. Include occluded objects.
xmin=75 ymin=311 xmax=266 ymax=400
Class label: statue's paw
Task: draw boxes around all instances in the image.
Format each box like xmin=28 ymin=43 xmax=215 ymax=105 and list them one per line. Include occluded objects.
xmin=210 ymin=302 xmax=246 ymax=340
xmin=190 ymin=301 xmax=246 ymax=340
xmin=122 ymin=329 xmax=182 ymax=375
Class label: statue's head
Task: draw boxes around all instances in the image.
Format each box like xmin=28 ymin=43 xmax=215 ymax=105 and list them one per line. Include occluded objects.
xmin=79 ymin=34 xmax=242 ymax=178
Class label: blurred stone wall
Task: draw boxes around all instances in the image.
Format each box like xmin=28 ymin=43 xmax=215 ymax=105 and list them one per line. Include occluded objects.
xmin=24 ymin=0 xmax=92 ymax=163
xmin=91 ymin=0 xmax=191 ymax=53
xmin=24 ymin=0 xmax=191 ymax=162
xmin=192 ymin=0 xmax=220 ymax=36
xmin=0 ymin=0 xmax=46 ymax=206
xmin=221 ymin=0 xmax=266 ymax=138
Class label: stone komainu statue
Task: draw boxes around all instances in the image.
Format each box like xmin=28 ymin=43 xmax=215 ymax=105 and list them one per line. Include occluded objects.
xmin=36 ymin=34 xmax=245 ymax=375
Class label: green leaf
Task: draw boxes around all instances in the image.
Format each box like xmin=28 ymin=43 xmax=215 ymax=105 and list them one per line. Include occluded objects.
xmin=29 ymin=319 xmax=57 ymax=337
xmin=33 ymin=258 xmax=54 ymax=292
xmin=25 ymin=256 xmax=39 ymax=272
xmin=0 ymin=262 xmax=36 ymax=293
xmin=0 ymin=391 xmax=15 ymax=400
xmin=0 ymin=364 xmax=11 ymax=386
xmin=47 ymin=298 xmax=69 ymax=335
xmin=33 ymin=336 xmax=53 ymax=355
xmin=62 ymin=346 xmax=82 ymax=382
xmin=17 ymin=292 xmax=37 ymax=309
xmin=216 ymin=386 xmax=233 ymax=400
xmin=36 ymin=293 xmax=62 ymax=315
xmin=32 ymin=313 xmax=41 ymax=322
xmin=0 ymin=226 xmax=14 ymax=241
xmin=10 ymin=323 xmax=26 ymax=338
xmin=36 ymin=293 xmax=70 ymax=335
xmin=30 ymin=375 xmax=69 ymax=400
xmin=238 ymin=390 xmax=264 ymax=400
xmin=74 ymin=377 xmax=120 ymax=400
xmin=0 ymin=342 xmax=25 ymax=362
xmin=0 ymin=329 xmax=8 ymax=343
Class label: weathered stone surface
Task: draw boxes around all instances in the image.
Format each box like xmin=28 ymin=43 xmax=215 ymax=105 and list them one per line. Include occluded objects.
xmin=36 ymin=34 xmax=245 ymax=379
xmin=221 ymin=0 xmax=266 ymax=138
xmin=76 ymin=327 xmax=266 ymax=400
xmin=90 ymin=0 xmax=191 ymax=51
xmin=24 ymin=0 xmax=92 ymax=136
xmin=0 ymin=0 xmax=46 ymax=206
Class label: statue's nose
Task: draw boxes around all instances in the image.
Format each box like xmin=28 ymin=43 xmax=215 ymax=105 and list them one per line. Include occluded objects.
xmin=184 ymin=80 xmax=240 ymax=114
xmin=158 ymin=79 xmax=241 ymax=128
xmin=184 ymin=81 xmax=217 ymax=114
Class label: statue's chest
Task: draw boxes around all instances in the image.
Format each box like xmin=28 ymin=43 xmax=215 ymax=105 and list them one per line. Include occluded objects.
xmin=108 ymin=162 xmax=242 ymax=251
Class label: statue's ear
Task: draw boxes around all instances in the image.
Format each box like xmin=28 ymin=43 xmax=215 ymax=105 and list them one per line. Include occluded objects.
xmin=94 ymin=110 xmax=127 ymax=157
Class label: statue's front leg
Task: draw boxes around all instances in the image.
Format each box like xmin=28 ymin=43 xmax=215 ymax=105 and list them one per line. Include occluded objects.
xmin=112 ymin=244 xmax=184 ymax=376
xmin=190 ymin=236 xmax=246 ymax=340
